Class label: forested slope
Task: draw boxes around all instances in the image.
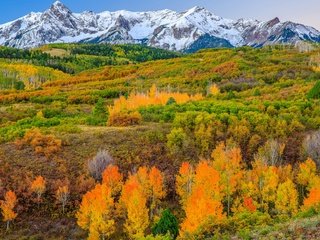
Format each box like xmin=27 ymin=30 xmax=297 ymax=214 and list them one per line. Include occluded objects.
xmin=0 ymin=44 xmax=320 ymax=239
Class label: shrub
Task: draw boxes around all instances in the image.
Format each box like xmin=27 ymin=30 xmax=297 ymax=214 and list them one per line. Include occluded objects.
xmin=230 ymin=211 xmax=272 ymax=231
xmin=107 ymin=111 xmax=142 ymax=127
xmin=166 ymin=128 xmax=187 ymax=153
xmin=296 ymin=207 xmax=318 ymax=219
xmin=88 ymin=150 xmax=114 ymax=181
xmin=16 ymin=128 xmax=62 ymax=158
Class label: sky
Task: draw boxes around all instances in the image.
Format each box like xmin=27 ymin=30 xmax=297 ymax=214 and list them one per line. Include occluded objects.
xmin=1 ymin=0 xmax=320 ymax=29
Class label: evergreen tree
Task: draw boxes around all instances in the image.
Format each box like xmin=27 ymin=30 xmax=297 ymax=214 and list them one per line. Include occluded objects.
xmin=152 ymin=209 xmax=179 ymax=239
xmin=93 ymin=97 xmax=107 ymax=118
xmin=87 ymin=98 xmax=108 ymax=126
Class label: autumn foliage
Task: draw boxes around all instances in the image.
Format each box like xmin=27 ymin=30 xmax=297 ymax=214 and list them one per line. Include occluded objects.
xmin=107 ymin=85 xmax=203 ymax=126
xmin=77 ymin=184 xmax=115 ymax=240
xmin=176 ymin=162 xmax=194 ymax=207
xmin=304 ymin=187 xmax=320 ymax=210
xmin=121 ymin=175 xmax=149 ymax=239
xmin=2 ymin=44 xmax=320 ymax=239
xmin=56 ymin=185 xmax=69 ymax=214
xmin=102 ymin=165 xmax=123 ymax=196
xmin=16 ymin=128 xmax=62 ymax=158
xmin=0 ymin=191 xmax=17 ymax=230
xmin=30 ymin=176 xmax=46 ymax=203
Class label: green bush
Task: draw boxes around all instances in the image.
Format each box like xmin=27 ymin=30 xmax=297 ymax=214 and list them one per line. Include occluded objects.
xmin=230 ymin=211 xmax=273 ymax=231
xmin=307 ymin=81 xmax=320 ymax=99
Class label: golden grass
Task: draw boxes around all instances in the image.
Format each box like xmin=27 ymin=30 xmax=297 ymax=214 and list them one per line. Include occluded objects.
xmin=44 ymin=48 xmax=70 ymax=57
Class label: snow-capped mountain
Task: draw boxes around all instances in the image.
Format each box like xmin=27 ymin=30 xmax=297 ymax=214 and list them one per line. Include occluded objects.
xmin=0 ymin=1 xmax=319 ymax=51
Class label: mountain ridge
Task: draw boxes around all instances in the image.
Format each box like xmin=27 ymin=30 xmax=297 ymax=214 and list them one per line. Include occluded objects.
xmin=0 ymin=0 xmax=319 ymax=51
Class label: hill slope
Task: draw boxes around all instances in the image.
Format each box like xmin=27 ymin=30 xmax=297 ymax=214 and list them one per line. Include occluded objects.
xmin=0 ymin=45 xmax=320 ymax=239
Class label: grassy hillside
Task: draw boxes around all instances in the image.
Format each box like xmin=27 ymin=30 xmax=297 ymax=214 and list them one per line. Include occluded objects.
xmin=0 ymin=44 xmax=320 ymax=239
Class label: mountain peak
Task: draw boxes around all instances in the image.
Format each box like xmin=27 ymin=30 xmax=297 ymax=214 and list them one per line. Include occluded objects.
xmin=185 ymin=6 xmax=208 ymax=14
xmin=50 ymin=0 xmax=70 ymax=12
xmin=51 ymin=1 xmax=64 ymax=7
xmin=190 ymin=6 xmax=206 ymax=11
xmin=266 ymin=17 xmax=281 ymax=27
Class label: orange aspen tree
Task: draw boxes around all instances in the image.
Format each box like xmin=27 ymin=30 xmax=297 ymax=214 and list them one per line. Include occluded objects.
xmin=121 ymin=175 xmax=149 ymax=239
xmin=175 ymin=162 xmax=194 ymax=207
xmin=180 ymin=161 xmax=224 ymax=236
xmin=180 ymin=186 xmax=224 ymax=235
xmin=297 ymin=158 xmax=318 ymax=203
xmin=30 ymin=176 xmax=46 ymax=204
xmin=0 ymin=191 xmax=17 ymax=230
xmin=102 ymin=165 xmax=123 ymax=197
xmin=148 ymin=167 xmax=166 ymax=220
xmin=303 ymin=176 xmax=320 ymax=210
xmin=304 ymin=187 xmax=320 ymax=210
xmin=77 ymin=184 xmax=115 ymax=240
xmin=56 ymin=185 xmax=69 ymax=214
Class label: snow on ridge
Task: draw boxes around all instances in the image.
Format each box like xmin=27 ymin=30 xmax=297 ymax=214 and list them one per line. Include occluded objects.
xmin=0 ymin=1 xmax=319 ymax=50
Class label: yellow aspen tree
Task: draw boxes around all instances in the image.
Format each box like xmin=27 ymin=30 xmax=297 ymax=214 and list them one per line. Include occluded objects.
xmin=148 ymin=167 xmax=166 ymax=220
xmin=260 ymin=166 xmax=279 ymax=212
xmin=211 ymin=143 xmax=243 ymax=216
xmin=232 ymin=171 xmax=258 ymax=213
xmin=275 ymin=179 xmax=298 ymax=216
xmin=176 ymin=162 xmax=194 ymax=207
xmin=121 ymin=175 xmax=149 ymax=239
xmin=251 ymin=159 xmax=279 ymax=212
xmin=297 ymin=158 xmax=317 ymax=189
xmin=56 ymin=185 xmax=69 ymax=214
xmin=149 ymin=84 xmax=158 ymax=98
xmin=136 ymin=167 xmax=151 ymax=198
xmin=208 ymin=83 xmax=220 ymax=96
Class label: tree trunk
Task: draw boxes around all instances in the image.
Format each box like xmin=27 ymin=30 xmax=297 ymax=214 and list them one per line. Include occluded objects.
xmin=62 ymin=203 xmax=65 ymax=214
xmin=227 ymin=193 xmax=231 ymax=217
